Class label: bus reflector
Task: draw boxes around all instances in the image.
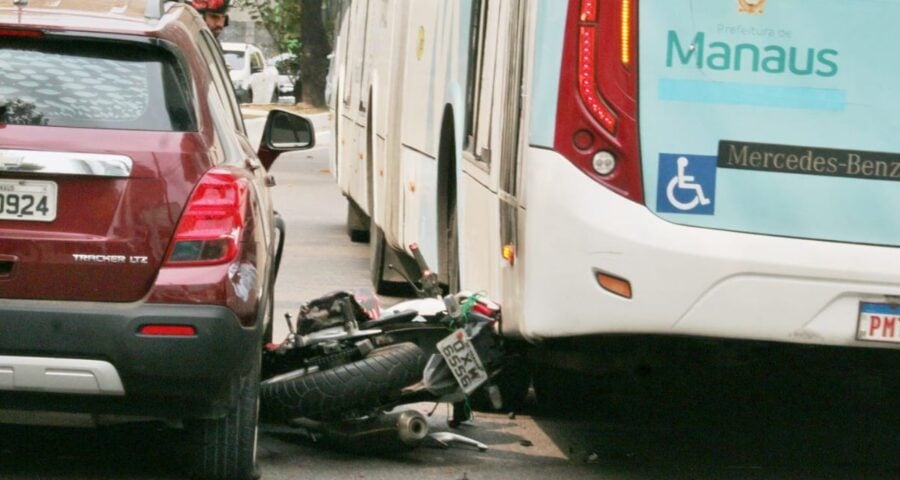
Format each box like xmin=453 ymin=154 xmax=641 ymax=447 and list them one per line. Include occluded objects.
xmin=139 ymin=325 xmax=197 ymax=336
xmin=596 ymin=271 xmax=632 ymax=299
xmin=502 ymin=244 xmax=516 ymax=266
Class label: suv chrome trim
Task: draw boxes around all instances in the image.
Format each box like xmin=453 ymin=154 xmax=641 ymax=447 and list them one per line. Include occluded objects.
xmin=0 ymin=356 xmax=125 ymax=395
xmin=0 ymin=149 xmax=132 ymax=177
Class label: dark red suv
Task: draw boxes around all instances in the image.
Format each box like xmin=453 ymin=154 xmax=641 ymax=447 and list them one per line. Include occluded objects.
xmin=0 ymin=1 xmax=311 ymax=478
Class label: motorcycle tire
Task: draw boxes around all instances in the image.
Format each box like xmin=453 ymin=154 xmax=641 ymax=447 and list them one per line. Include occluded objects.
xmin=260 ymin=342 xmax=427 ymax=422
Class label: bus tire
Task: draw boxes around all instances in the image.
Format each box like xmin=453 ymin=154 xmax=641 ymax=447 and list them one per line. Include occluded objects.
xmin=259 ymin=342 xmax=426 ymax=421
xmin=447 ymin=202 xmax=460 ymax=293
xmin=369 ymin=219 xmax=389 ymax=293
xmin=347 ymin=199 xmax=370 ymax=243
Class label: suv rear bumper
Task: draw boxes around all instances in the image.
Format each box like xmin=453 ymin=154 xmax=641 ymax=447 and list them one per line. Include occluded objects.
xmin=0 ymin=301 xmax=260 ymax=420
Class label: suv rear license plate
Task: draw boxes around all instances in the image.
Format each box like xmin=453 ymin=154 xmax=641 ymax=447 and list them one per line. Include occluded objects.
xmin=437 ymin=328 xmax=488 ymax=395
xmin=0 ymin=179 xmax=57 ymax=222
xmin=857 ymin=302 xmax=900 ymax=344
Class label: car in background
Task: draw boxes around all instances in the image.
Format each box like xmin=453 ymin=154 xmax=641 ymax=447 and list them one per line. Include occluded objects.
xmin=222 ymin=41 xmax=279 ymax=104
xmin=269 ymin=53 xmax=301 ymax=101
xmin=0 ymin=1 xmax=314 ymax=478
xmin=277 ymin=74 xmax=295 ymax=97
xmin=269 ymin=52 xmax=298 ymax=72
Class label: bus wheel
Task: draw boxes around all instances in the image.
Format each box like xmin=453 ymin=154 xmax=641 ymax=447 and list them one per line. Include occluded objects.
xmin=346 ymin=199 xmax=370 ymax=243
xmin=446 ymin=203 xmax=460 ymax=293
xmin=369 ymin=219 xmax=389 ymax=294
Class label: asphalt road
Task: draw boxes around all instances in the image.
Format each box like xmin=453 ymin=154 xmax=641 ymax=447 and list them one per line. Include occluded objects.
xmin=0 ymin=110 xmax=896 ymax=480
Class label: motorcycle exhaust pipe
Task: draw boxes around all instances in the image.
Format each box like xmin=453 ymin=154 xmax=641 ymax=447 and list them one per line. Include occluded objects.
xmin=394 ymin=409 xmax=430 ymax=446
xmin=291 ymin=410 xmax=430 ymax=452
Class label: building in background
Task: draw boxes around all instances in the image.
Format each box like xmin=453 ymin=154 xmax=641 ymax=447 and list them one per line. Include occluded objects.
xmin=219 ymin=3 xmax=277 ymax=56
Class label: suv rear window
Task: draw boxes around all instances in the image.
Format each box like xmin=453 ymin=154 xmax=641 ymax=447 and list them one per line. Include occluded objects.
xmin=0 ymin=38 xmax=195 ymax=131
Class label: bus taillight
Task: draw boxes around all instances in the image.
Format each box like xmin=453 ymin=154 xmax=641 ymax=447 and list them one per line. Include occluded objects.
xmin=578 ymin=25 xmax=617 ymax=133
xmin=555 ymin=0 xmax=642 ymax=204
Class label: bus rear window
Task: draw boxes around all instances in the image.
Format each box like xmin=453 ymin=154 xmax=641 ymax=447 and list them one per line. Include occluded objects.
xmin=0 ymin=38 xmax=195 ymax=131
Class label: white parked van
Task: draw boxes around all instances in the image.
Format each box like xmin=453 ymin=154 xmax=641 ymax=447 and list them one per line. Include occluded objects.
xmin=221 ymin=42 xmax=278 ymax=104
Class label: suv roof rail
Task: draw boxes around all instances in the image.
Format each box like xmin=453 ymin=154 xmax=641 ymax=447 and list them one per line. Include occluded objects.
xmin=145 ymin=0 xmax=185 ymax=20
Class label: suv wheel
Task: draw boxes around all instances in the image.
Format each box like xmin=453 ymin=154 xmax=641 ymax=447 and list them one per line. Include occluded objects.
xmin=187 ymin=354 xmax=261 ymax=480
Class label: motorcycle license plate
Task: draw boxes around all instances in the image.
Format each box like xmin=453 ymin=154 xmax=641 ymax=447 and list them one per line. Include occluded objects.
xmin=437 ymin=329 xmax=488 ymax=395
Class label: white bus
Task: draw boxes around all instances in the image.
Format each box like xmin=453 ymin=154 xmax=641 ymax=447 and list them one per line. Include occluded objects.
xmin=331 ymin=0 xmax=899 ymax=397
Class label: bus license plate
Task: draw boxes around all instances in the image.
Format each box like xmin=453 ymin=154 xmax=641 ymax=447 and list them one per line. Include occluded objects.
xmin=857 ymin=302 xmax=900 ymax=344
xmin=437 ymin=329 xmax=488 ymax=395
xmin=0 ymin=179 xmax=57 ymax=222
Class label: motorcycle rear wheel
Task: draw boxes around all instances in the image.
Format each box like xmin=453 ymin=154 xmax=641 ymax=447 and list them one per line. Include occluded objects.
xmin=260 ymin=342 xmax=427 ymax=422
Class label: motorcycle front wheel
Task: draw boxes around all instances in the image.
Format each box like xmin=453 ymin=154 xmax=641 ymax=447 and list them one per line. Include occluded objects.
xmin=260 ymin=342 xmax=427 ymax=422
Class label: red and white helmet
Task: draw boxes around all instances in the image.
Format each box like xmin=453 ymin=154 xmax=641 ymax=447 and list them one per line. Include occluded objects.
xmin=190 ymin=0 xmax=229 ymax=14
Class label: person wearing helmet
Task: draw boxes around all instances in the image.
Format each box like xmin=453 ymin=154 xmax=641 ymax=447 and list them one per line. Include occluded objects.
xmin=190 ymin=0 xmax=229 ymax=39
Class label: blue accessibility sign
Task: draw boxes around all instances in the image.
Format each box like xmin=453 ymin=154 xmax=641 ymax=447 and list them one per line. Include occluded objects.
xmin=656 ymin=153 xmax=717 ymax=215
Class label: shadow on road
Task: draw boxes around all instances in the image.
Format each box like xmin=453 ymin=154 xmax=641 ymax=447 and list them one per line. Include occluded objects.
xmin=521 ymin=344 xmax=899 ymax=480
xmin=0 ymin=423 xmax=185 ymax=479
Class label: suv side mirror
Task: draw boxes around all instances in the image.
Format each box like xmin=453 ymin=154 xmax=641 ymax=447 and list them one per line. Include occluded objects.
xmin=258 ymin=109 xmax=315 ymax=170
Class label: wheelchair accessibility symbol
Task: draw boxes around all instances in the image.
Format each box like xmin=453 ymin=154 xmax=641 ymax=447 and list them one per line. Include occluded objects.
xmin=656 ymin=153 xmax=717 ymax=215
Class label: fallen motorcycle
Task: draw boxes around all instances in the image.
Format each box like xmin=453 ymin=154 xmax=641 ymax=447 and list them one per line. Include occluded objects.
xmin=259 ymin=244 xmax=511 ymax=450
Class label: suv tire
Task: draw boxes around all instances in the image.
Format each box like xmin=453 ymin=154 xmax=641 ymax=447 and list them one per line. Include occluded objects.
xmin=187 ymin=353 xmax=261 ymax=480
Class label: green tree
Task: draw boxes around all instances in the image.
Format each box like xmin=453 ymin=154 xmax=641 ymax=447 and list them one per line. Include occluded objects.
xmin=234 ymin=0 xmax=336 ymax=107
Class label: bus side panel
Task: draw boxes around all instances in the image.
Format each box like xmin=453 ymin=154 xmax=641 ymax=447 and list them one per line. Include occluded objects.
xmin=459 ymin=0 xmax=519 ymax=307
xmin=399 ymin=0 xmax=440 ymax=160
xmin=364 ymin=0 xmax=392 ymax=224
xmin=500 ymin=0 xmax=567 ymax=338
xmin=336 ymin=0 xmax=368 ymax=203
xmin=398 ymin=0 xmax=466 ymax=269
xmin=399 ymin=145 xmax=438 ymax=266
xmin=381 ymin=0 xmax=412 ymax=243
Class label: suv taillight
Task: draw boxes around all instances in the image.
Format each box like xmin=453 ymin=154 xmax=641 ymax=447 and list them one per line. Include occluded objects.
xmin=555 ymin=0 xmax=642 ymax=203
xmin=165 ymin=168 xmax=248 ymax=266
